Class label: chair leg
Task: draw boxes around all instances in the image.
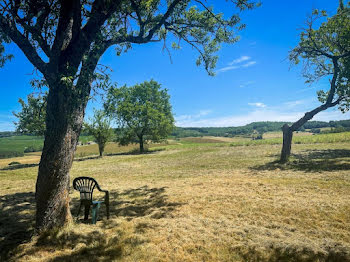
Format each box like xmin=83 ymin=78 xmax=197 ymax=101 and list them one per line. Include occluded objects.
xmin=84 ymin=204 xmax=90 ymax=221
xmin=92 ymin=202 xmax=101 ymax=224
xmin=106 ymin=202 xmax=110 ymax=219
xmin=105 ymin=192 xmax=110 ymax=219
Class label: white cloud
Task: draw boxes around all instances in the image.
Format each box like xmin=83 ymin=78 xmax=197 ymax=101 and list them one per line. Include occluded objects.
xmin=175 ymin=109 xmax=213 ymax=125
xmin=229 ymin=56 xmax=251 ymax=65
xmin=239 ymin=81 xmax=255 ymax=88
xmin=216 ymin=65 xmax=240 ymax=73
xmin=248 ymin=102 xmax=266 ymax=108
xmin=242 ymin=61 xmax=257 ymax=68
xmin=216 ymin=55 xmax=257 ymax=74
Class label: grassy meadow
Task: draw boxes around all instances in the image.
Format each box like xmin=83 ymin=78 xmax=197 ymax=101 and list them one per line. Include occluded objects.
xmin=1 ymin=133 xmax=350 ymax=261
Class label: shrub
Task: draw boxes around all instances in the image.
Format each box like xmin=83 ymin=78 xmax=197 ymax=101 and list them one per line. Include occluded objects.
xmin=24 ymin=145 xmax=43 ymax=153
xmin=8 ymin=161 xmax=21 ymax=166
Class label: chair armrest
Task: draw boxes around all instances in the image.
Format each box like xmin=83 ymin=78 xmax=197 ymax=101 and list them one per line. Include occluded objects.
xmin=98 ymin=189 xmax=109 ymax=202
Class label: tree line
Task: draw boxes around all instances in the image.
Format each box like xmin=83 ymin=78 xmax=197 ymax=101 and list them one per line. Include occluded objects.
xmin=171 ymin=120 xmax=350 ymax=138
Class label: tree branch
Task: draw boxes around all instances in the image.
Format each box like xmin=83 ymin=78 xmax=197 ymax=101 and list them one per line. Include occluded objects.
xmin=0 ymin=14 xmax=47 ymax=75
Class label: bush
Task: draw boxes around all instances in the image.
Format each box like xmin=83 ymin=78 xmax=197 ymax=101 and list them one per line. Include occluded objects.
xmin=24 ymin=145 xmax=43 ymax=153
xmin=8 ymin=161 xmax=21 ymax=166
xmin=0 ymin=151 xmax=24 ymax=159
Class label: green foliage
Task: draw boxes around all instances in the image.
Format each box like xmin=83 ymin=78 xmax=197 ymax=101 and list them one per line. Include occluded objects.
xmin=84 ymin=110 xmax=114 ymax=157
xmin=105 ymin=80 xmax=174 ymax=151
xmin=13 ymin=93 xmax=47 ymax=136
xmin=290 ymin=3 xmax=350 ymax=110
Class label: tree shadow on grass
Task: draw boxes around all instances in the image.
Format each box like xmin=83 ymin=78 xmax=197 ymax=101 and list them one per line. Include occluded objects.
xmin=74 ymin=148 xmax=165 ymax=162
xmin=1 ymin=163 xmax=39 ymax=171
xmin=1 ymin=185 xmax=181 ymax=261
xmin=235 ymin=244 xmax=350 ymax=262
xmin=71 ymin=185 xmax=183 ymax=224
xmin=252 ymin=149 xmax=350 ymax=172
xmin=0 ymin=192 xmax=35 ymax=261
xmin=33 ymin=229 xmax=123 ymax=262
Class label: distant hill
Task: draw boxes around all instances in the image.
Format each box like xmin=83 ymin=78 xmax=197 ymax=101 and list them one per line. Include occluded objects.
xmin=171 ymin=120 xmax=350 ymax=138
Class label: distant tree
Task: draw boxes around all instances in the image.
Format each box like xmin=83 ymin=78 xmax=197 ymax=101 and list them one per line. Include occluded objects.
xmin=280 ymin=2 xmax=350 ymax=162
xmin=105 ymin=80 xmax=174 ymax=153
xmin=84 ymin=110 xmax=113 ymax=157
xmin=13 ymin=94 xmax=47 ymax=136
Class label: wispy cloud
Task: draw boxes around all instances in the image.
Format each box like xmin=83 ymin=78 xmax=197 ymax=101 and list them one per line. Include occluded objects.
xmin=175 ymin=109 xmax=212 ymax=125
xmin=240 ymin=81 xmax=255 ymax=88
xmin=239 ymin=81 xmax=256 ymax=88
xmin=217 ymin=56 xmax=257 ymax=74
xmin=248 ymin=102 xmax=266 ymax=108
xmin=229 ymin=56 xmax=251 ymax=65
xmin=242 ymin=61 xmax=256 ymax=68
xmin=216 ymin=65 xmax=240 ymax=73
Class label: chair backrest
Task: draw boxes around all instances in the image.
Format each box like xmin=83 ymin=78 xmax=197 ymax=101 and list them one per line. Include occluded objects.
xmin=73 ymin=177 xmax=99 ymax=201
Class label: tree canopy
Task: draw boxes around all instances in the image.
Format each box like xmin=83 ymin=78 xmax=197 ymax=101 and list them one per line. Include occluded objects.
xmin=13 ymin=93 xmax=47 ymax=136
xmin=105 ymin=80 xmax=174 ymax=152
xmin=290 ymin=5 xmax=350 ymax=112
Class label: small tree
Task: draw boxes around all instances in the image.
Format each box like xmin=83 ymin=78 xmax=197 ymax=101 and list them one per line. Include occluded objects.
xmin=280 ymin=2 xmax=350 ymax=162
xmin=13 ymin=93 xmax=47 ymax=136
xmin=84 ymin=110 xmax=113 ymax=157
xmin=105 ymin=80 xmax=174 ymax=153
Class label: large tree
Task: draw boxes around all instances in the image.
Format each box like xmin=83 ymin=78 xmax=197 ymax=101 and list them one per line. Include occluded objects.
xmin=0 ymin=0 xmax=257 ymax=230
xmin=280 ymin=2 xmax=350 ymax=162
xmin=105 ymin=80 xmax=174 ymax=153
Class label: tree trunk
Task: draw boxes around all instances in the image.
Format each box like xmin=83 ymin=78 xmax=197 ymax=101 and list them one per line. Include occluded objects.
xmin=35 ymin=85 xmax=87 ymax=231
xmin=98 ymin=143 xmax=104 ymax=157
xmin=139 ymin=136 xmax=144 ymax=153
xmin=280 ymin=124 xmax=293 ymax=163
xmin=279 ymin=102 xmax=336 ymax=163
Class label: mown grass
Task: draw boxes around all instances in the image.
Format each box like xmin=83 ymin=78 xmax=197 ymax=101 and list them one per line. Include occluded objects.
xmin=230 ymin=131 xmax=350 ymax=146
xmin=1 ymin=137 xmax=350 ymax=261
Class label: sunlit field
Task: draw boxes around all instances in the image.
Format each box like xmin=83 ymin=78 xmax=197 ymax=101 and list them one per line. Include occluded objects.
xmin=1 ymin=134 xmax=350 ymax=262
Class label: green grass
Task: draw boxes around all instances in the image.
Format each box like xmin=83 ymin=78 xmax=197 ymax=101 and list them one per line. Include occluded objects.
xmin=0 ymin=135 xmax=97 ymax=159
xmin=0 ymin=135 xmax=43 ymax=158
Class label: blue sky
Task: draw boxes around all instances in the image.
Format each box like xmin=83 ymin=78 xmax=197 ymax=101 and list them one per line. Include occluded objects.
xmin=0 ymin=0 xmax=348 ymax=131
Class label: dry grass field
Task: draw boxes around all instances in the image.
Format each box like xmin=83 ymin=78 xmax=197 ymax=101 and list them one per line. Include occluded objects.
xmin=1 ymin=137 xmax=350 ymax=261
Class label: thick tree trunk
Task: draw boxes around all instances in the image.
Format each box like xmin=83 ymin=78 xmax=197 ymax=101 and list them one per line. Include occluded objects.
xmin=35 ymin=85 xmax=87 ymax=230
xmin=139 ymin=136 xmax=144 ymax=153
xmin=280 ymin=124 xmax=293 ymax=163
